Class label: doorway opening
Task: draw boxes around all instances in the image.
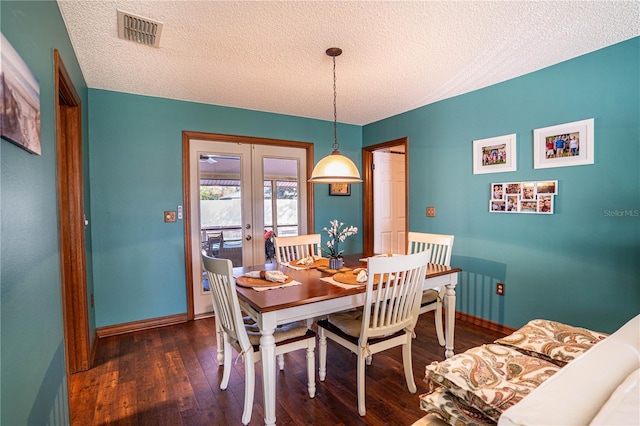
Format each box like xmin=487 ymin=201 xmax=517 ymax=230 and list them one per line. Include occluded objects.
xmin=362 ymin=137 xmax=408 ymax=256
xmin=55 ymin=49 xmax=90 ymax=373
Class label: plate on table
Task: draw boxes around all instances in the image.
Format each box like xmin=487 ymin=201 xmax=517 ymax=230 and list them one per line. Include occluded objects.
xmin=291 ymin=257 xmax=329 ymax=269
xmin=332 ymin=269 xmax=392 ymax=285
xmin=236 ymin=271 xmax=293 ymax=288
xmin=331 ymin=268 xmax=377 ymax=285
xmin=332 ymin=271 xmax=365 ymax=285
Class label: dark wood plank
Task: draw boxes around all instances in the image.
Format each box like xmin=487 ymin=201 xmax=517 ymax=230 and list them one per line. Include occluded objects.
xmin=70 ymin=312 xmax=507 ymax=425
xmin=114 ymin=380 xmax=137 ymax=426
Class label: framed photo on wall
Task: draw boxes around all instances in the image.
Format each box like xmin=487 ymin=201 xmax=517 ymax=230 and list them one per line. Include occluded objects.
xmin=473 ymin=133 xmax=517 ymax=174
xmin=533 ymin=118 xmax=594 ymax=169
xmin=329 ymin=183 xmax=351 ymax=196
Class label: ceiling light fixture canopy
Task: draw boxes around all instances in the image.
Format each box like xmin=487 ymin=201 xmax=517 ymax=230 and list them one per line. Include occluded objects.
xmin=309 ymin=48 xmax=362 ymax=184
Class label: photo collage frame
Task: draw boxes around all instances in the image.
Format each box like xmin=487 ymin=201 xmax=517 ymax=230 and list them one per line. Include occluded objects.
xmin=489 ymin=180 xmax=558 ymax=214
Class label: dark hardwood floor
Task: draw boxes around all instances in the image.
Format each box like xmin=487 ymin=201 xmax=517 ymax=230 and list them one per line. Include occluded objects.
xmin=69 ymin=313 xmax=507 ymax=426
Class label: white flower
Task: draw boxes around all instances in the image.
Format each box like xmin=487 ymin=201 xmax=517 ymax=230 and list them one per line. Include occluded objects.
xmin=321 ymin=219 xmax=358 ymax=258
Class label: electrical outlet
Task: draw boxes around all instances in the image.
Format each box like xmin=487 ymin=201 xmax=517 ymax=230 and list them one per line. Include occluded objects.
xmin=496 ymin=282 xmax=505 ymax=296
xmin=426 ymin=206 xmax=436 ymax=217
xmin=164 ymin=211 xmax=177 ymax=222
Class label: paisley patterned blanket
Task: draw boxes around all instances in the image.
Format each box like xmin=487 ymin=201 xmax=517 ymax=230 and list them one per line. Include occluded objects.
xmin=419 ymin=319 xmax=608 ymax=425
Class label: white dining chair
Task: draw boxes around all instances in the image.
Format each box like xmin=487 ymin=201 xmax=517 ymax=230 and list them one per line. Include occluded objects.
xmin=317 ymin=250 xmax=431 ymax=416
xmin=273 ymin=234 xmax=322 ymax=264
xmin=201 ymin=254 xmax=316 ymax=425
xmin=407 ymin=232 xmax=455 ymax=346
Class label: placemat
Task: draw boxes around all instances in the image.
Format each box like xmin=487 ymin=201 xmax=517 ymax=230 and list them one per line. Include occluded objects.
xmin=252 ymin=280 xmax=301 ymax=292
xmin=359 ymin=253 xmax=395 ymax=262
xmin=320 ymin=276 xmax=365 ymax=289
xmin=332 ymin=270 xmax=389 ymax=285
xmin=236 ymin=273 xmax=293 ymax=288
xmin=316 ymin=265 xmax=352 ymax=274
xmin=285 ymin=257 xmax=329 ymax=270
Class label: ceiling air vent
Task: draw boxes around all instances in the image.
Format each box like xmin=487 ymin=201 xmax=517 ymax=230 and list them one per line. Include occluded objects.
xmin=117 ymin=10 xmax=163 ymax=48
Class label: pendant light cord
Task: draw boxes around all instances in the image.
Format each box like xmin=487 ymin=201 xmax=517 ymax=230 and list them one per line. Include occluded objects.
xmin=332 ymin=55 xmax=339 ymax=152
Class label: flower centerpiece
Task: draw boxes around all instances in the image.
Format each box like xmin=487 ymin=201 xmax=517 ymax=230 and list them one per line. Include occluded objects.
xmin=322 ymin=220 xmax=358 ymax=269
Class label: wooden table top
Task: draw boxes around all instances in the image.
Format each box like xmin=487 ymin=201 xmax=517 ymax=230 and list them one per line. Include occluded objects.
xmin=234 ymin=253 xmax=461 ymax=314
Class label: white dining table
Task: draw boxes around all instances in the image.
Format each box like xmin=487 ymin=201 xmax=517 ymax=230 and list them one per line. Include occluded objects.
xmin=233 ymin=255 xmax=461 ymax=426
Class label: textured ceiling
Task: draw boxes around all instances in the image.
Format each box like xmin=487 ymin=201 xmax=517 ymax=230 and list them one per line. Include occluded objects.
xmin=57 ymin=1 xmax=639 ymax=126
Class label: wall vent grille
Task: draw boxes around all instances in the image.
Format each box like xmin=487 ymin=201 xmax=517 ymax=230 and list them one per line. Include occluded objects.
xmin=117 ymin=10 xmax=163 ymax=48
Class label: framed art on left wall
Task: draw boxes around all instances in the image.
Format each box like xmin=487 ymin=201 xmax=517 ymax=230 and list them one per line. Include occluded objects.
xmin=0 ymin=33 xmax=41 ymax=155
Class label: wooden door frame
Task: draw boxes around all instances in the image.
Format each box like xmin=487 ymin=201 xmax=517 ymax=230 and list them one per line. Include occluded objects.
xmin=362 ymin=137 xmax=408 ymax=256
xmin=182 ymin=131 xmax=315 ymax=320
xmin=55 ymin=50 xmax=91 ymax=373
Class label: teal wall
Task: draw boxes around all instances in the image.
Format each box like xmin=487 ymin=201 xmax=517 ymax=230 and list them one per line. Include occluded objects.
xmin=90 ymin=38 xmax=638 ymax=334
xmin=1 ymin=1 xmax=92 ymax=425
xmin=1 ymin=1 xmax=637 ymax=422
xmin=87 ymin=90 xmax=362 ymax=327
xmin=364 ymin=37 xmax=640 ymax=333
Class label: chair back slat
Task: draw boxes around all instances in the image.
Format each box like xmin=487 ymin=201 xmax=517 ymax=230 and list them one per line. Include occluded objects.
xmin=274 ymin=234 xmax=322 ymax=264
xmin=363 ymin=250 xmax=430 ymax=341
xmin=201 ymin=255 xmax=251 ymax=352
xmin=407 ymin=232 xmax=454 ymax=266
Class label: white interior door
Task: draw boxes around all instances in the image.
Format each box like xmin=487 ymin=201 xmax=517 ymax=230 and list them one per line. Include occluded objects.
xmin=189 ymin=140 xmax=307 ymax=316
xmin=373 ymin=149 xmax=406 ymax=254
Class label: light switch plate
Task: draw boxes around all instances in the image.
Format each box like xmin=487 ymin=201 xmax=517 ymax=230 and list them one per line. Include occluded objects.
xmin=164 ymin=211 xmax=177 ymax=222
xmin=426 ymin=207 xmax=436 ymax=217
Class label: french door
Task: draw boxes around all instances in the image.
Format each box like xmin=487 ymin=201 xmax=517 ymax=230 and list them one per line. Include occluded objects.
xmin=189 ymin=139 xmax=308 ymax=316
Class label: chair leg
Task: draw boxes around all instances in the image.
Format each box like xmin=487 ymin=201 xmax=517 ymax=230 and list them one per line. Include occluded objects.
xmin=220 ymin=336 xmax=232 ymax=390
xmin=435 ymin=301 xmax=445 ymax=346
xmin=318 ymin=328 xmax=327 ymax=381
xmin=215 ymin=321 xmax=225 ymax=364
xmin=306 ymin=342 xmax=316 ymax=398
xmin=357 ymin=351 xmax=367 ymax=416
xmin=278 ymin=354 xmax=284 ymax=371
xmin=241 ymin=350 xmax=255 ymax=425
xmin=402 ymin=340 xmax=417 ymax=393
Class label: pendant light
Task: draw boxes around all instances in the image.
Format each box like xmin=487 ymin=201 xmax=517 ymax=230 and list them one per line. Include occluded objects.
xmin=309 ymin=48 xmax=362 ymax=184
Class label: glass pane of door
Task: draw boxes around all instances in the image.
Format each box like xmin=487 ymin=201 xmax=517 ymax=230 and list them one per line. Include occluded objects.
xmin=199 ymin=155 xmax=244 ymax=264
xmin=262 ymin=157 xmax=300 ymax=239
xmin=199 ymin=154 xmax=244 ymax=293
xmin=276 ymin=179 xmax=298 ymax=236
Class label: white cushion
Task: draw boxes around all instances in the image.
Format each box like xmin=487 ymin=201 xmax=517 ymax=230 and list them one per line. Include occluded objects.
xmin=421 ymin=289 xmax=438 ymax=305
xmin=244 ymin=320 xmax=309 ymax=346
xmin=327 ymin=309 xmax=365 ymax=337
xmin=590 ymin=368 xmax=640 ymax=425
